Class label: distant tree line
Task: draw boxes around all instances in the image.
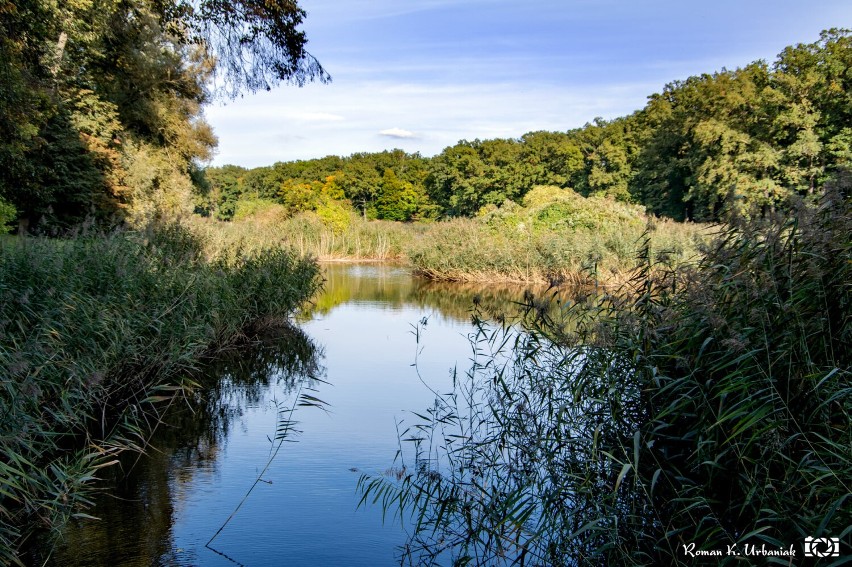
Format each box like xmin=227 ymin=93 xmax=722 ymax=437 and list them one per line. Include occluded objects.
xmin=2 ymin=10 xmax=849 ymax=232
xmin=201 ymin=29 xmax=851 ymax=223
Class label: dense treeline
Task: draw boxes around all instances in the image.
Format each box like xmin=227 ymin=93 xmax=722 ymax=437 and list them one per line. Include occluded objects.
xmin=199 ymin=150 xmax=434 ymax=222
xmin=0 ymin=0 xmax=327 ymax=233
xmin=4 ymin=21 xmax=849 ymax=230
xmin=203 ymin=29 xmax=851 ymax=223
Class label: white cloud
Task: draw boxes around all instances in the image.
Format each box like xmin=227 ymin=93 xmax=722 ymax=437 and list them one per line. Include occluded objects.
xmin=204 ymin=79 xmax=655 ymax=166
xmin=379 ymin=127 xmax=417 ymax=139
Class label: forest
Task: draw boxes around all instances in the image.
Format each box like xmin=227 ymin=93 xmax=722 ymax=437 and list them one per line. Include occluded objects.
xmin=2 ymin=12 xmax=851 ymax=233
xmin=201 ymin=29 xmax=852 ymax=226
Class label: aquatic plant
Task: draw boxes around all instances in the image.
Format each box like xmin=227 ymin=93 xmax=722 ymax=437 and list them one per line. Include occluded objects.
xmin=359 ymin=181 xmax=851 ymax=565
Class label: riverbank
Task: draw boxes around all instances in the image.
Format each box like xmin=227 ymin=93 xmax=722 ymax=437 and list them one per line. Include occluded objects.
xmin=0 ymin=225 xmax=321 ymax=563
xmin=358 ymin=186 xmax=852 ymax=565
xmin=188 ymin=186 xmax=709 ymax=285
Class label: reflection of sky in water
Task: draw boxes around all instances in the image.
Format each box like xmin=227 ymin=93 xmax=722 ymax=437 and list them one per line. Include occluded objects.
xmin=167 ymin=278 xmax=470 ymax=565
xmin=167 ymin=282 xmax=475 ymax=565
xmin=43 ymin=264 xmax=532 ymax=566
xmin=166 ymin=267 xmax=485 ymax=566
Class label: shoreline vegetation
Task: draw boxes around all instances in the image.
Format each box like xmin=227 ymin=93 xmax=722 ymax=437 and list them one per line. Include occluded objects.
xmin=187 ymin=185 xmax=709 ymax=286
xmin=0 ymin=225 xmax=321 ymax=563
xmin=359 ymin=184 xmax=851 ymax=566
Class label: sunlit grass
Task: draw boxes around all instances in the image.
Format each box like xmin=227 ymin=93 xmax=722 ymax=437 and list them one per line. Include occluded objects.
xmin=189 ymin=187 xmax=709 ymax=285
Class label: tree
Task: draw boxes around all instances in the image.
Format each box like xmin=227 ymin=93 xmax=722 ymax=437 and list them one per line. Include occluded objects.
xmin=375 ymin=169 xmax=419 ymax=221
xmin=158 ymin=0 xmax=331 ymax=96
xmin=520 ymin=131 xmax=584 ymax=188
xmin=203 ymin=164 xmax=246 ymax=219
xmin=0 ymin=0 xmax=327 ymax=230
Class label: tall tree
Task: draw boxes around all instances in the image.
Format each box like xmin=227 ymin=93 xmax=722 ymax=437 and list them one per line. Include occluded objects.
xmin=0 ymin=0 xmax=327 ymax=230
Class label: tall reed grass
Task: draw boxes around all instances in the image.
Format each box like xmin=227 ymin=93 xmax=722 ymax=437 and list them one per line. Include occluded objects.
xmin=404 ymin=215 xmax=702 ymax=284
xmin=358 ymin=183 xmax=851 ymax=565
xmin=188 ymin=212 xmax=412 ymax=262
xmin=189 ymin=192 xmax=706 ymax=286
xmin=0 ymin=225 xmax=320 ymax=564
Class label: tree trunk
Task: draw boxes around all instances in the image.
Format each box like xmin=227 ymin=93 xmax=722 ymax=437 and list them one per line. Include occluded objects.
xmin=52 ymin=31 xmax=68 ymax=77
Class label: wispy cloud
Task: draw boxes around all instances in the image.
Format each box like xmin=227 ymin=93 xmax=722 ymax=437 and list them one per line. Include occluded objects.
xmin=292 ymin=111 xmax=345 ymax=122
xmin=204 ymin=0 xmax=852 ymax=167
xmin=379 ymin=127 xmax=417 ymax=139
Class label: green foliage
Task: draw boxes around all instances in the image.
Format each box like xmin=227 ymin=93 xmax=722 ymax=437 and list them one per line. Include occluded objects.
xmin=425 ymin=139 xmax=527 ymax=216
xmin=409 ymin=187 xmax=696 ymax=283
xmin=203 ymin=29 xmax=851 ymax=225
xmin=0 ymin=224 xmax=321 ymax=563
xmin=0 ymin=198 xmax=15 ymax=233
xmin=634 ymin=31 xmax=852 ymax=220
xmin=238 ymin=29 xmax=851 ymax=225
xmin=0 ymin=0 xmax=324 ymax=231
xmin=315 ymin=200 xmax=352 ymax=233
xmin=375 ymin=169 xmax=421 ymax=221
xmin=205 ymin=150 xmax=435 ymax=222
xmin=232 ymin=198 xmax=287 ymax=222
xmin=193 ymin=186 xmax=703 ymax=284
xmin=199 ymin=164 xmax=247 ymax=219
xmin=359 ymin=182 xmax=851 ymax=565
xmin=522 ymin=185 xmax=646 ymax=231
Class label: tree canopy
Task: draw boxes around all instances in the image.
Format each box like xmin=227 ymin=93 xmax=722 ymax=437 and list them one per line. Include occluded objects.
xmin=2 ymin=10 xmax=849 ymax=231
xmin=0 ymin=0 xmax=327 ymax=231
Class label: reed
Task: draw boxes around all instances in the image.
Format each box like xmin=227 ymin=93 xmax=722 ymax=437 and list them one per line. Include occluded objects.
xmin=0 ymin=224 xmax=321 ymax=564
xmin=187 ymin=212 xmax=412 ymax=262
xmin=404 ymin=188 xmax=706 ymax=284
xmin=358 ymin=183 xmax=851 ymax=565
xmin=190 ymin=189 xmax=707 ymax=286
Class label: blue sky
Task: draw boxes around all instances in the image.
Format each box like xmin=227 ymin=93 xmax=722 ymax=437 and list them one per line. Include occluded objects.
xmin=204 ymin=0 xmax=852 ymax=167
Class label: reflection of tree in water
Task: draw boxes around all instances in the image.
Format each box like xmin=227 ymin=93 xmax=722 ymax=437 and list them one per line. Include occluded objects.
xmin=304 ymin=263 xmax=574 ymax=324
xmin=192 ymin=324 xmax=325 ymax=444
xmin=410 ymin=279 xmax=542 ymax=322
xmin=31 ymin=325 xmax=324 ymax=567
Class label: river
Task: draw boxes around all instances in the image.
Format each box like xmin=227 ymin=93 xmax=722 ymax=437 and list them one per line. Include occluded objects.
xmin=37 ymin=263 xmax=536 ymax=566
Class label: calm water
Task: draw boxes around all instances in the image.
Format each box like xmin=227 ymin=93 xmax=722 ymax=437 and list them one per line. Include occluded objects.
xmin=37 ymin=264 xmax=533 ymax=566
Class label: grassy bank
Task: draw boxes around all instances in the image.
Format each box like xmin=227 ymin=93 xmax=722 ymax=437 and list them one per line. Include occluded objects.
xmin=188 ymin=210 xmax=412 ymax=262
xmin=358 ymin=186 xmax=851 ymax=565
xmin=189 ymin=186 xmax=708 ymax=284
xmin=0 ymin=226 xmax=320 ymax=564
xmin=405 ymin=186 xmax=705 ymax=284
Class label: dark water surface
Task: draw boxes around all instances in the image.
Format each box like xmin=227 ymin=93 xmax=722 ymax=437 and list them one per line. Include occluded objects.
xmin=40 ymin=264 xmax=532 ymax=566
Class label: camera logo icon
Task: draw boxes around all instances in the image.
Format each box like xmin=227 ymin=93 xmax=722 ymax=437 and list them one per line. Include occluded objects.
xmin=804 ymin=536 xmax=840 ymax=557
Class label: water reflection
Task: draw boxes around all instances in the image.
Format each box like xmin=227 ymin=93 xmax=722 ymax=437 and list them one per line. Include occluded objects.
xmin=31 ymin=326 xmax=323 ymax=567
xmin=32 ymin=264 xmax=540 ymax=566
xmin=308 ymin=262 xmax=543 ymax=322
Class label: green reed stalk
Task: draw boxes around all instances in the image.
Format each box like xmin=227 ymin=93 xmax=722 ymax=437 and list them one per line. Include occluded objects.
xmin=359 ymin=181 xmax=851 ymax=565
xmin=0 ymin=224 xmax=321 ymax=564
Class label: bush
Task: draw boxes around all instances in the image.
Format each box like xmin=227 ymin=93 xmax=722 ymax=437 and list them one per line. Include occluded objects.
xmin=0 ymin=198 xmax=15 ymax=233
